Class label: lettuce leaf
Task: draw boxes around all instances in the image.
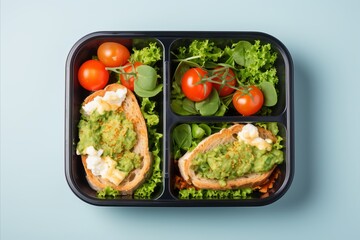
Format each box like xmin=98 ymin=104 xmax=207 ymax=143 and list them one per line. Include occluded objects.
xmin=97 ymin=186 xmax=120 ymax=199
xmin=174 ymin=40 xmax=224 ymax=67
xmin=134 ymin=97 xmax=163 ymax=199
xmin=130 ymin=42 xmax=162 ymax=66
xmin=237 ymin=40 xmax=278 ymax=86
xmin=178 ymin=188 xmax=253 ymax=200
xmin=139 ymin=97 xmax=159 ymax=126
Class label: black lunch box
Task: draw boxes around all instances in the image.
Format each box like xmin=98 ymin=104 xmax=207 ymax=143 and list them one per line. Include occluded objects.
xmin=65 ymin=31 xmax=294 ymax=206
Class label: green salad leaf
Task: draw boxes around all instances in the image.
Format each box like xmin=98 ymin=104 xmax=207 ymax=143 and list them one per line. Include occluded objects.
xmin=130 ymin=42 xmax=162 ymax=66
xmin=191 ymin=124 xmax=206 ymax=139
xmin=259 ymin=81 xmax=278 ymax=106
xmin=232 ymin=41 xmax=253 ymax=66
xmin=238 ymin=40 xmax=278 ymax=86
xmin=182 ymin=98 xmax=198 ymax=115
xmin=170 ymin=99 xmax=194 ymax=116
xmin=132 ymin=44 xmax=163 ymax=199
xmin=134 ymin=65 xmax=163 ymax=98
xmin=174 ymin=40 xmax=224 ymax=67
xmin=134 ymin=97 xmax=163 ymax=199
xmin=136 ymin=65 xmax=158 ymax=90
xmin=139 ymin=97 xmax=159 ymax=126
xmin=172 ymin=124 xmax=192 ymax=151
xmin=97 ymin=186 xmax=120 ymax=199
xmin=194 ymin=89 xmax=220 ymax=116
xmin=178 ymin=187 xmax=253 ymax=200
xmin=172 ymin=123 xmax=214 ymax=159
xmin=172 ymin=123 xmax=231 ymax=159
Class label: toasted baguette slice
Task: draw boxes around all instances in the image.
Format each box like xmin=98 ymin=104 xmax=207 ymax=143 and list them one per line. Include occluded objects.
xmin=80 ymin=83 xmax=151 ymax=195
xmin=178 ymin=124 xmax=277 ymax=190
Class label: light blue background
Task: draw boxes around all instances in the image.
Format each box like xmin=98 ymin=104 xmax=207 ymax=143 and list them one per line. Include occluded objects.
xmin=1 ymin=0 xmax=360 ymax=239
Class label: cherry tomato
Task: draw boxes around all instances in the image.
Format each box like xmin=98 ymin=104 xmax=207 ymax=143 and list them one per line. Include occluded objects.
xmin=97 ymin=42 xmax=130 ymax=67
xmin=232 ymin=85 xmax=264 ymax=116
xmin=212 ymin=67 xmax=236 ymax=97
xmin=78 ymin=60 xmax=109 ymax=91
xmin=181 ymin=68 xmax=212 ymax=102
xmin=120 ymin=62 xmax=142 ymax=91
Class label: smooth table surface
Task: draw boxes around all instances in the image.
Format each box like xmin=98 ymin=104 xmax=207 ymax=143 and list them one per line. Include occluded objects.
xmin=1 ymin=0 xmax=360 ymax=239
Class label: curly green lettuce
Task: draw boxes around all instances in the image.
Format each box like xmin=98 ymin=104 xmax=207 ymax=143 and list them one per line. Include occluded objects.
xmin=130 ymin=44 xmax=163 ymax=199
xmin=130 ymin=42 xmax=162 ymax=66
xmin=97 ymin=186 xmax=120 ymax=199
xmin=174 ymin=40 xmax=224 ymax=67
xmin=133 ymin=97 xmax=163 ymax=199
xmin=179 ymin=187 xmax=253 ymax=200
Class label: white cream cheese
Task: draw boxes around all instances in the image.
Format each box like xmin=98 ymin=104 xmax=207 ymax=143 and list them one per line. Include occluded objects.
xmin=84 ymin=146 xmax=126 ymax=185
xmin=82 ymin=88 xmax=127 ymax=115
xmin=237 ymin=124 xmax=273 ymax=151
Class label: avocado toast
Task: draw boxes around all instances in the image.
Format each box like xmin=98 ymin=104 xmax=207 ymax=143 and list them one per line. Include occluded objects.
xmin=178 ymin=123 xmax=284 ymax=191
xmin=76 ymin=83 xmax=152 ymax=195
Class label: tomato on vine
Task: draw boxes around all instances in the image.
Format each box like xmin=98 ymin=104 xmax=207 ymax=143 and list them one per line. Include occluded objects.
xmin=120 ymin=62 xmax=142 ymax=91
xmin=232 ymin=85 xmax=264 ymax=116
xmin=78 ymin=60 xmax=109 ymax=91
xmin=181 ymin=68 xmax=212 ymax=102
xmin=97 ymin=42 xmax=130 ymax=67
xmin=212 ymin=67 xmax=236 ymax=97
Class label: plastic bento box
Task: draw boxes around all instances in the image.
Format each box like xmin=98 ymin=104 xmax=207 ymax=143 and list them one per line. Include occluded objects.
xmin=65 ymin=31 xmax=294 ymax=206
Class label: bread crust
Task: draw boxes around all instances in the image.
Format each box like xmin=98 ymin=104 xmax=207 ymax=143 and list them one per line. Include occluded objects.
xmin=80 ymin=83 xmax=151 ymax=195
xmin=178 ymin=124 xmax=277 ymax=190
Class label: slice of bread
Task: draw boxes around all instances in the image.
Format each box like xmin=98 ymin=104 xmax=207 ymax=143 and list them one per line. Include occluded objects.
xmin=80 ymin=83 xmax=152 ymax=195
xmin=178 ymin=124 xmax=277 ymax=190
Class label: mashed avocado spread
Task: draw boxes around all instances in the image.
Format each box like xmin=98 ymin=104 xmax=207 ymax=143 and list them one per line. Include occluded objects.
xmin=191 ymin=140 xmax=283 ymax=186
xmin=77 ymin=109 xmax=141 ymax=174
